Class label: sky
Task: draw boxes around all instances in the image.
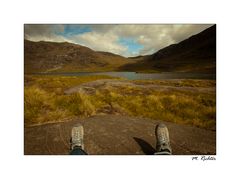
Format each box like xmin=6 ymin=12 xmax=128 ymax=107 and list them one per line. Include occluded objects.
xmin=24 ymin=24 xmax=213 ymax=57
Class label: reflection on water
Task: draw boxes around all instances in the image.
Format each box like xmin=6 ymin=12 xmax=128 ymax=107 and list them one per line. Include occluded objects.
xmin=36 ymin=72 xmax=216 ymax=80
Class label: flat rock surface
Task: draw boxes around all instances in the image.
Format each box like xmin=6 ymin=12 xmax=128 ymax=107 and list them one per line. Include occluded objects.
xmin=24 ymin=115 xmax=216 ymax=155
xmin=64 ymin=79 xmax=216 ymax=95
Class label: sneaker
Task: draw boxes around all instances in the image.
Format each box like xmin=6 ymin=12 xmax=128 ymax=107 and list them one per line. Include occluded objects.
xmin=155 ymin=123 xmax=172 ymax=155
xmin=71 ymin=124 xmax=84 ymax=150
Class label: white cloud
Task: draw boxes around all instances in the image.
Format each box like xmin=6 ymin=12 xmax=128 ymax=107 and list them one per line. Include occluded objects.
xmin=69 ymin=31 xmax=128 ymax=56
xmin=24 ymin=24 xmax=213 ymax=57
xmin=105 ymin=24 xmax=212 ymax=55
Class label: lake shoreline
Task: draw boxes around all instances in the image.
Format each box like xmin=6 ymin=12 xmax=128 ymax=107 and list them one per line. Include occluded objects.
xmin=26 ymin=71 xmax=216 ymax=80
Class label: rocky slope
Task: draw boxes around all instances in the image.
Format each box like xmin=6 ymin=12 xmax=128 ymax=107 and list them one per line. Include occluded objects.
xmin=24 ymin=40 xmax=131 ymax=73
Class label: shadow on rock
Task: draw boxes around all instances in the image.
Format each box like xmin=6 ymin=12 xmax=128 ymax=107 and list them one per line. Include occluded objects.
xmin=133 ymin=137 xmax=156 ymax=155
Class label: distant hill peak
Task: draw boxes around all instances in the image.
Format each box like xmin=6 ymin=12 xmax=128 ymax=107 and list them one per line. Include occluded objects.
xmin=24 ymin=25 xmax=216 ymax=73
xmin=118 ymin=25 xmax=216 ymax=73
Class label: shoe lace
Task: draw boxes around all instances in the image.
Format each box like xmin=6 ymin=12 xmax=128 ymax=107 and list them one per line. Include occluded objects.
xmin=159 ymin=131 xmax=168 ymax=145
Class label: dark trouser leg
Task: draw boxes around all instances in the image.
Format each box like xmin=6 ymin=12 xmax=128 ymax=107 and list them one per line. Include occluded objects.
xmin=70 ymin=146 xmax=88 ymax=155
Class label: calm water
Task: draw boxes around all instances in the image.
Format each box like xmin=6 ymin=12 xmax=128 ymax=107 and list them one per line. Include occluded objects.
xmin=36 ymin=72 xmax=216 ymax=80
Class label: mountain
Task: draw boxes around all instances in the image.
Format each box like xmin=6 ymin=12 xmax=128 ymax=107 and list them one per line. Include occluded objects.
xmin=24 ymin=25 xmax=216 ymax=73
xmin=119 ymin=25 xmax=216 ymax=73
xmin=24 ymin=40 xmax=131 ymax=73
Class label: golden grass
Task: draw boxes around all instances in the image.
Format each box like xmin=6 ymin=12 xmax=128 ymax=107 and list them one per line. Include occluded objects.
xmin=133 ymin=79 xmax=216 ymax=87
xmin=24 ymin=75 xmax=116 ymax=126
xmin=25 ymin=75 xmax=119 ymax=93
xmin=94 ymin=87 xmax=216 ymax=129
xmin=24 ymin=86 xmax=97 ymax=126
xmin=24 ymin=86 xmax=56 ymax=125
xmin=24 ymin=75 xmax=216 ymax=130
xmin=55 ymin=93 xmax=96 ymax=116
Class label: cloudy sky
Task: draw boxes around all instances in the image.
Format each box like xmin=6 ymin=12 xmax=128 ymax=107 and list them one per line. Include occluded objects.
xmin=24 ymin=24 xmax=213 ymax=57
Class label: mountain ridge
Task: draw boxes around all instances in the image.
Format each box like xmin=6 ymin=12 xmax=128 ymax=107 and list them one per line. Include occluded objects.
xmin=24 ymin=25 xmax=216 ymax=73
xmin=118 ymin=25 xmax=216 ymax=73
xmin=24 ymin=39 xmax=131 ymax=73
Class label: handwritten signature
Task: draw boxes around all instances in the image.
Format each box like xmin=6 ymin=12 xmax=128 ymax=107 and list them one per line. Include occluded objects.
xmin=192 ymin=156 xmax=216 ymax=161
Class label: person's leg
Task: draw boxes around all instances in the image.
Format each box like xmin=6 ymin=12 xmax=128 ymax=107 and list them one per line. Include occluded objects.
xmin=154 ymin=123 xmax=172 ymax=155
xmin=70 ymin=146 xmax=88 ymax=155
xmin=70 ymin=124 xmax=88 ymax=155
